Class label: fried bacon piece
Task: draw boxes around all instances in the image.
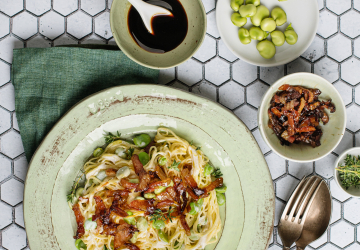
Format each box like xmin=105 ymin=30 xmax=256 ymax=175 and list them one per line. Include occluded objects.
xmin=144 ymin=141 xmax=156 ymax=154
xmin=103 ymin=223 xmax=117 ymax=236
xmin=110 ymin=205 xmax=128 ymax=217
xmin=180 ymin=214 xmax=191 ymax=236
xmin=129 ymin=199 xmax=155 ymax=215
xmin=124 ymin=243 xmax=140 ymax=250
xmin=131 ymin=155 xmax=151 ymax=192
xmin=72 ymin=203 xmax=85 ymax=239
xmin=203 ymin=178 xmax=223 ymax=194
xmin=105 ymin=168 xmax=117 ymax=177
xmin=156 ymin=200 xmax=178 ymax=209
xmin=186 ymin=187 xmax=199 ymax=201
xmin=181 ymin=168 xmax=205 ymax=196
xmin=155 ymin=165 xmax=167 ymax=181
xmin=93 ymin=196 xmax=110 ymax=224
xmin=156 ymin=186 xmax=177 ymax=202
xmin=114 ymin=222 xmax=138 ymax=250
xmin=120 ymin=178 xmax=139 ymax=190
xmin=268 ymin=84 xmax=336 ymax=147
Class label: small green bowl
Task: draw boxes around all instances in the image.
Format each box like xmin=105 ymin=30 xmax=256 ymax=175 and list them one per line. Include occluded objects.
xmin=110 ymin=0 xmax=206 ymax=69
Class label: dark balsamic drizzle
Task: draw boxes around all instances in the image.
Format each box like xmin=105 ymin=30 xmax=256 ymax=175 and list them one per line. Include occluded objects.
xmin=128 ymin=0 xmax=188 ymax=53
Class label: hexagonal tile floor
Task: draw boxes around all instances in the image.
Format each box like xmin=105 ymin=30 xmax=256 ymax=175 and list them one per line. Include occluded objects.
xmin=0 ymin=0 xmax=359 ymax=249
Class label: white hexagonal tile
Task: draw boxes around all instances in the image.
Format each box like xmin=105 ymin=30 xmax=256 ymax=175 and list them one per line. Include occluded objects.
xmin=108 ymin=38 xmax=117 ymax=46
xmin=331 ymin=199 xmax=341 ymax=224
xmin=193 ymin=35 xmax=216 ymax=62
xmin=218 ymin=39 xmax=237 ymax=62
xmin=287 ymin=58 xmax=311 ymax=74
xmin=27 ymin=35 xmax=52 ymax=48
xmin=219 ymin=81 xmax=244 ymax=109
xmin=2 ymin=224 xmax=27 ymax=250
xmin=288 ymin=161 xmax=313 ymax=179
xmin=67 ymin=11 xmax=92 ymax=39
xmin=177 ymin=58 xmax=202 ymax=86
xmin=317 ymin=10 xmax=338 ymax=38
xmin=95 ymin=12 xmax=111 ymax=39
xmin=301 ymin=36 xmax=325 ymax=62
xmin=330 ymin=179 xmax=351 ymax=202
xmin=327 ymin=34 xmax=352 ymax=62
xmin=1 ymin=179 xmax=24 ymax=206
xmin=206 ymin=11 xmax=219 ymax=38
xmin=40 ymin=11 xmax=64 ymax=39
xmin=159 ymin=68 xmax=175 ymax=85
xmin=0 ymin=107 xmax=11 ymax=134
xmin=0 ymin=83 xmax=15 ymax=111
xmin=268 ymin=244 xmax=282 ymax=250
xmin=232 ymin=60 xmax=257 ymax=86
xmin=14 ymin=155 xmax=28 ymax=182
xmin=334 ymin=130 xmax=353 ymax=156
xmin=203 ymin=0 xmax=215 ymax=13
xmin=0 ymin=60 xmax=10 ymax=86
xmin=26 ymin=0 xmax=51 ymax=15
xmin=355 ymin=0 xmax=360 ymax=12
xmin=0 ymin=35 xmax=24 ymax=64
xmin=53 ymin=0 xmax=78 ymax=16
xmin=317 ymin=243 xmax=340 ymax=250
xmin=269 ymin=230 xmax=274 ymax=245
xmin=314 ymin=57 xmax=339 ymax=83
xmin=330 ymin=221 xmax=354 ymax=248
xmin=0 ymin=13 xmax=10 ymax=39
xmin=309 ymin=229 xmax=327 ymax=248
xmin=274 ymin=198 xmax=285 ymax=226
xmin=191 ymin=81 xmax=216 ymax=101
xmin=344 ymin=199 xmax=360 ymax=224
xmin=346 ymin=105 xmax=360 ymax=132
xmin=12 ymin=12 xmax=38 ymax=40
xmin=170 ymin=81 xmax=189 ymax=91
xmin=318 ymin=0 xmax=324 ymax=10
xmin=266 ymin=153 xmax=286 ymax=180
xmin=315 ymin=153 xmax=337 ymax=179
xmin=356 ymin=85 xmax=360 ymax=105
xmin=357 ymin=225 xmax=360 ymax=243
xmin=252 ymin=128 xmax=271 ymax=154
xmin=348 ymin=243 xmax=360 ymax=250
xmin=247 ymin=81 xmax=269 ymax=108
xmin=0 ymin=130 xmax=24 ymax=159
xmin=81 ymin=0 xmax=106 ymax=16
xmin=53 ymin=34 xmax=78 ymax=46
xmin=276 ymin=175 xmax=299 ymax=201
xmin=15 ymin=204 xmax=24 ymax=227
xmin=341 ymin=10 xmax=360 ymax=38
xmin=260 ymin=66 xmax=284 ymax=85
xmin=333 ymin=81 xmax=353 ymax=106
xmin=234 ymin=105 xmax=257 ymax=130
xmin=205 ymin=58 xmax=230 ymax=86
xmin=327 ymin=0 xmax=351 ymax=15
xmin=354 ymin=37 xmax=360 ymax=59
xmin=341 ymin=58 xmax=360 ymax=86
xmin=0 ymin=201 xmax=12 ymax=229
xmin=0 ymin=154 xmax=11 ymax=182
xmin=108 ymin=0 xmax=113 ymax=9
xmin=81 ymin=34 xmax=106 ymax=44
xmin=0 ymin=0 xmax=23 ymax=16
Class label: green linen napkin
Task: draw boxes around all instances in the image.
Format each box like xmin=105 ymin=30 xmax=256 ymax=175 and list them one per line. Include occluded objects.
xmin=12 ymin=46 xmax=159 ymax=162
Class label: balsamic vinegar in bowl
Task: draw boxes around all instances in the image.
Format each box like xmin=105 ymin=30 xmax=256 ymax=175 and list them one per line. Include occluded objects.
xmin=128 ymin=0 xmax=188 ymax=53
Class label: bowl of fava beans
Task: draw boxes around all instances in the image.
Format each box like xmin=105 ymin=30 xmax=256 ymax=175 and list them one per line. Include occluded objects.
xmin=216 ymin=0 xmax=319 ymax=66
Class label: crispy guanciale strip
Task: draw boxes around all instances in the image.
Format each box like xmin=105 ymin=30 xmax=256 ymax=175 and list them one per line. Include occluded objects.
xmin=120 ymin=178 xmax=139 ymax=190
xmin=155 ymin=165 xmax=167 ymax=181
xmin=72 ymin=203 xmax=85 ymax=239
xmin=144 ymin=141 xmax=156 ymax=154
xmin=124 ymin=243 xmax=141 ymax=250
xmin=156 ymin=186 xmax=176 ymax=202
xmin=93 ymin=196 xmax=109 ymax=222
xmin=298 ymin=97 xmax=306 ymax=114
xmin=114 ymin=223 xmax=138 ymax=250
xmin=129 ymin=199 xmax=155 ymax=215
xmin=107 ymin=190 xmax=130 ymax=197
xmin=271 ymin=107 xmax=282 ymax=118
xmin=110 ymin=205 xmax=128 ymax=217
xmin=186 ymin=187 xmax=199 ymax=201
xmin=156 ymin=200 xmax=178 ymax=209
xmin=131 ymin=155 xmax=151 ymax=192
xmin=202 ymin=178 xmax=223 ymax=194
xmin=180 ymin=214 xmax=191 ymax=236
xmin=181 ymin=168 xmax=198 ymax=189
xmin=295 ymin=126 xmax=316 ymax=133
xmin=287 ymin=113 xmax=295 ymax=136
xmin=321 ymin=111 xmax=329 ymax=124
xmin=102 ymin=223 xmax=117 ymax=236
xmin=105 ymin=168 xmax=117 ymax=176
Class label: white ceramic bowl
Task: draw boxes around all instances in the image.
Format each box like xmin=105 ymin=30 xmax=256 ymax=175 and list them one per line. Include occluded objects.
xmin=258 ymin=73 xmax=346 ymax=162
xmin=334 ymin=147 xmax=360 ymax=197
xmin=216 ymin=0 xmax=318 ymax=67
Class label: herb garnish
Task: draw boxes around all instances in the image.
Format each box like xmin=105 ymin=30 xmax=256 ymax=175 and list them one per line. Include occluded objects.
xmin=67 ymin=170 xmax=85 ymax=203
xmin=336 ymin=154 xmax=360 ymax=190
xmin=149 ymin=207 xmax=175 ymax=223
xmin=169 ymin=160 xmax=181 ymax=171
xmin=126 ymin=147 xmax=135 ymax=160
xmin=104 ymin=131 xmax=121 ymax=144
xmin=211 ymin=167 xmax=223 ymax=178
xmin=196 ymin=146 xmax=201 ymax=151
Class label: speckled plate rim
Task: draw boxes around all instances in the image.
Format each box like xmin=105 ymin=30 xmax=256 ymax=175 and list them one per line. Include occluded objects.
xmin=23 ymin=84 xmax=275 ymax=250
xmin=109 ymin=0 xmax=207 ymax=69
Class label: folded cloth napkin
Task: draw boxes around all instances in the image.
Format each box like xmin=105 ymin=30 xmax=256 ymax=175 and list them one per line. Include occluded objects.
xmin=12 ymin=45 xmax=159 ymax=162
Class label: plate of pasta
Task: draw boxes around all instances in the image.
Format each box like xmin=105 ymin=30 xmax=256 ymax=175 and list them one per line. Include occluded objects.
xmin=23 ymin=84 xmax=274 ymax=250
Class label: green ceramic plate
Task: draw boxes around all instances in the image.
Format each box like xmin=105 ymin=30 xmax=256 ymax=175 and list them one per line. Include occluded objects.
xmin=24 ymin=84 xmax=274 ymax=250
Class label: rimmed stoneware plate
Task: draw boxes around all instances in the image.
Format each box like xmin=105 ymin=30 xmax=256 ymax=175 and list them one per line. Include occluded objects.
xmin=216 ymin=0 xmax=319 ymax=67
xmin=24 ymin=84 xmax=274 ymax=250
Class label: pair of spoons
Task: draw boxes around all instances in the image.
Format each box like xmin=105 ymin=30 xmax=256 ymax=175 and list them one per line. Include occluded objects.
xmin=278 ymin=176 xmax=332 ymax=250
xmin=127 ymin=0 xmax=173 ymax=34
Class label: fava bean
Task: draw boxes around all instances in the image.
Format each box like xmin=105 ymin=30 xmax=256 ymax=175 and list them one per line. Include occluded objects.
xmin=75 ymin=239 xmax=87 ymax=250
xmin=136 ymin=217 xmax=149 ymax=231
xmin=230 ymin=0 xmax=244 ymax=12
xmin=153 ymin=219 xmax=165 ymax=230
xmin=238 ymin=28 xmax=251 ymax=45
xmin=96 ymin=170 xmax=107 ymax=181
xmin=215 ymin=185 xmax=227 ymax=193
xmin=158 ymin=156 xmax=167 ymax=166
xmin=116 ymin=166 xmax=130 ymax=179
xmin=124 ymin=217 xmax=136 ymax=225
xmin=135 ymin=196 xmax=145 ymax=200
xmin=246 ymin=0 xmax=260 ymax=6
xmin=284 ymin=23 xmax=298 ymax=45
xmin=239 ymin=4 xmax=256 ymax=17
xmin=154 ymin=186 xmax=166 ymax=194
xmin=231 ymin=13 xmax=247 ymax=27
xmin=270 ymin=30 xmax=285 ymax=46
xmin=93 ymin=147 xmax=104 ymax=157
xmin=158 ymin=230 xmax=169 ymax=243
xmin=256 ymin=40 xmax=276 ymax=59
xmin=84 ymin=218 xmax=97 ymax=231
xmin=260 ymin=18 xmax=276 ymax=32
xmin=138 ymin=152 xmax=150 ymax=165
xmin=115 ymin=147 xmax=126 ymax=158
xmin=126 ymin=211 xmax=133 ymax=216
xmin=216 ymin=193 xmax=226 ymax=206
xmin=130 ymin=232 xmax=138 ymax=243
xmin=249 ymin=26 xmax=267 ymax=40
xmin=133 ymin=134 xmax=151 ymax=148
xmin=129 ymin=178 xmax=139 ymax=183
xmin=144 ymin=193 xmax=156 ymax=199
xmin=271 ymin=7 xmax=287 ymax=26
xmin=250 ymin=5 xmax=270 ymax=26
xmin=204 ymin=164 xmax=214 ymax=176
xmin=75 ymin=187 xmax=84 ymax=198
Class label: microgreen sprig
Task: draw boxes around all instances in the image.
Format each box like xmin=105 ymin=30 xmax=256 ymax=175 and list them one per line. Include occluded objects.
xmin=336 ymin=154 xmax=360 ymax=190
xmin=149 ymin=207 xmax=175 ymax=223
xmin=67 ymin=170 xmax=85 ymax=203
xmin=211 ymin=167 xmax=223 ymax=178
xmin=169 ymin=160 xmax=181 ymax=172
xmin=104 ymin=131 xmax=121 ymax=144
